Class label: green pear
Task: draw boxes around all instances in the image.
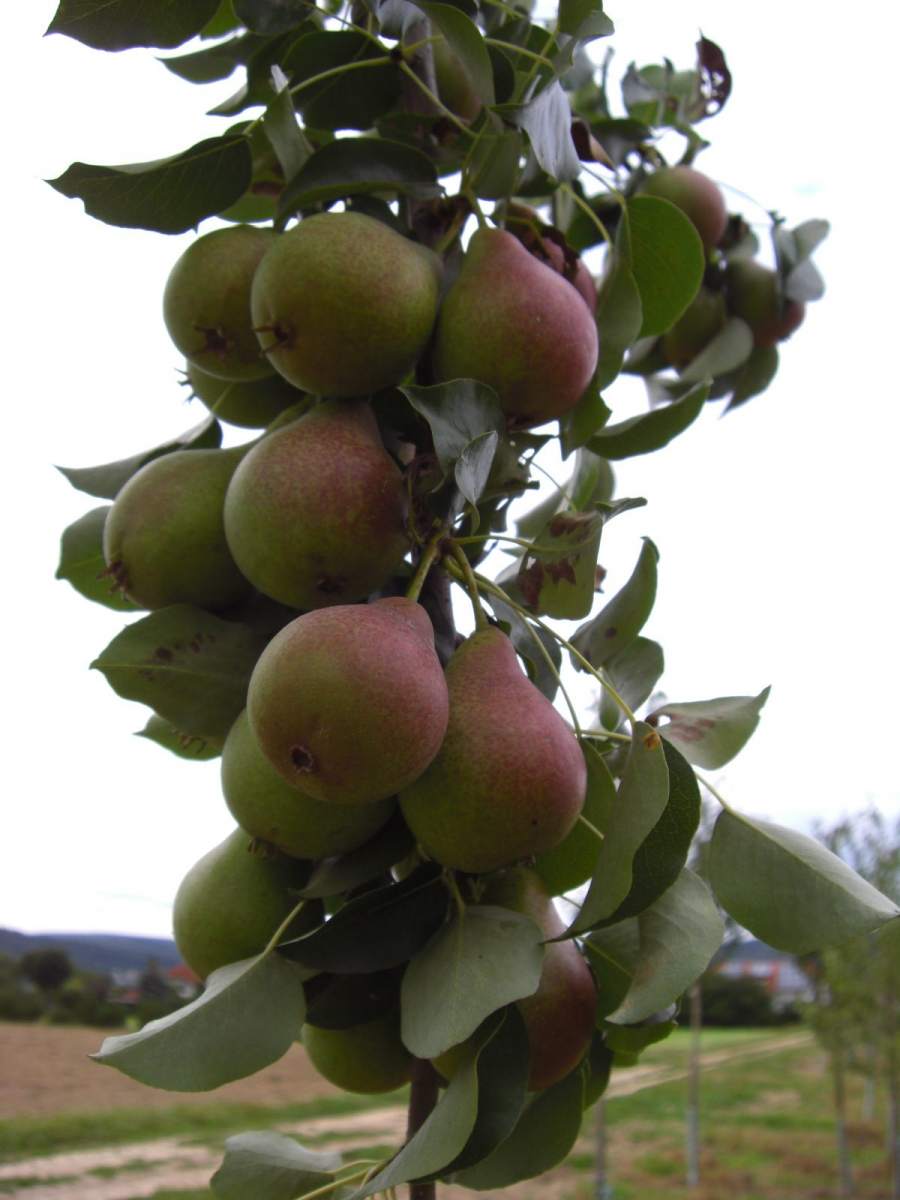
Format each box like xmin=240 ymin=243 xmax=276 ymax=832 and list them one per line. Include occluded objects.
xmin=639 ymin=166 xmax=727 ymax=251
xmin=399 ymin=627 xmax=586 ymax=873
xmin=432 ymin=228 xmax=599 ymax=426
xmin=102 ymin=446 xmax=251 ymax=610
xmin=662 ymin=286 xmax=727 ymax=369
xmin=172 ymin=828 xmax=307 ymax=980
xmin=251 ymin=212 xmax=442 ymax=396
xmin=483 ymin=867 xmax=596 ymax=1090
xmin=185 ymin=361 xmax=304 ymax=429
xmin=247 ymin=597 xmax=449 ymax=805
xmin=302 ymin=1013 xmax=412 ymax=1093
xmin=222 ymin=710 xmax=395 ymax=859
xmin=725 ymin=258 xmax=806 ymax=347
xmin=223 ymin=399 xmax=409 ymax=610
xmin=163 ymin=225 xmax=275 ymax=381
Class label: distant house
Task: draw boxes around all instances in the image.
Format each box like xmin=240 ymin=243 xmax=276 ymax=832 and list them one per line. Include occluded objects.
xmin=712 ymin=939 xmax=814 ymax=1010
xmin=167 ymin=962 xmax=201 ymax=999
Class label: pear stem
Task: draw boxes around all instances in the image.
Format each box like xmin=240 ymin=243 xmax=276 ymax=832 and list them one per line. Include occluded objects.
xmin=695 ymin=772 xmax=737 ymax=814
xmin=450 ymin=543 xmax=489 ymax=630
xmin=485 ymin=38 xmax=556 ymax=68
xmin=407 ymin=527 xmax=446 ymax=603
xmin=560 ymin=183 xmax=614 ymax=248
xmin=445 ymin=870 xmax=467 ymax=916
xmin=287 ymin=55 xmax=394 ymax=101
xmin=580 ymin=727 xmax=633 ymax=744
xmin=577 ymin=813 xmax=606 ymax=842
xmin=262 ymin=895 xmax=312 ymax=957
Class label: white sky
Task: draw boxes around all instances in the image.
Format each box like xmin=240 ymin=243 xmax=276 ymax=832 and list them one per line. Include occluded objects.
xmin=4 ymin=2 xmax=899 ymax=938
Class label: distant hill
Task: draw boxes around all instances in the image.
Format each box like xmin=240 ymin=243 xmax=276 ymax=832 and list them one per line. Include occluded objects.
xmin=0 ymin=928 xmax=182 ymax=974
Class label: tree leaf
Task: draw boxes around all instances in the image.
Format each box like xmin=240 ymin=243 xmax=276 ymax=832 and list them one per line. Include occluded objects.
xmin=401 ymin=906 xmax=544 ymax=1059
xmin=597 ymin=636 xmax=664 ymax=728
xmin=467 ymin=129 xmax=524 ymax=201
xmin=56 ymin=506 xmax=136 ymax=612
xmin=569 ymin=722 xmax=670 ymax=934
xmin=417 ymin=2 xmax=494 ymax=104
xmin=709 ymin=812 xmax=900 ymax=954
xmin=587 ymin=381 xmax=707 ymax=460
xmin=212 ymin=1131 xmax=343 ymax=1200
xmin=535 ymin=742 xmax=617 ymax=896
xmin=137 ymin=714 xmax=224 ymax=761
xmin=679 ymin=318 xmax=753 ymax=383
xmin=558 ymin=386 xmax=612 ymax=458
xmin=619 ymin=196 xmax=704 ymax=338
xmin=455 ymin=431 xmax=499 ymax=508
xmin=401 ymin=381 xmax=505 ymax=477
xmin=57 ymin=417 xmax=222 ymax=500
xmin=650 ymin=687 xmax=770 ymax=769
xmin=277 ymin=138 xmax=438 ymax=218
xmin=516 ymin=447 xmax=614 ymax=541
xmin=161 ymin=35 xmax=253 ymax=84
xmin=452 ymin=1067 xmax=584 ymax=1188
xmin=602 ymin=1018 xmax=675 ymax=1058
xmin=263 ymin=77 xmax=311 ymax=181
xmin=571 ymin=538 xmax=658 ymax=668
xmin=516 ymin=509 xmax=604 ymax=620
xmin=49 ymin=137 xmax=253 ymax=234
xmin=594 ymin=254 xmax=643 ymax=393
xmin=510 ymin=81 xmax=580 ymax=183
xmin=593 ymin=870 xmax=724 ymax=1025
xmin=282 ymin=32 xmax=403 ymax=132
xmin=583 ymin=923 xmax=636 ymax=1019
xmin=91 ymin=605 xmax=265 ymax=740
xmin=280 ymin=865 xmax=448 ymax=973
xmin=725 ymin=344 xmax=779 ymax=412
xmin=299 ymin=813 xmax=415 ymax=899
xmin=234 ymin=0 xmax=310 ymax=34
xmin=558 ymin=0 xmax=613 ymax=39
xmin=47 ymin=0 xmax=220 ymax=50
xmin=93 ymin=954 xmax=308 ymax=1091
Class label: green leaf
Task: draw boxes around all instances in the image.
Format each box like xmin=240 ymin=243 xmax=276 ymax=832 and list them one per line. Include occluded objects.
xmin=453 ymin=1067 xmax=584 ymax=1188
xmin=583 ymin=924 xmax=636 ymax=1019
xmin=597 ymin=636 xmax=664 ymax=728
xmin=401 ymin=906 xmax=544 ymax=1058
xmin=679 ymin=318 xmax=753 ymax=383
xmin=137 ymin=714 xmax=225 ymax=761
xmin=161 ymin=36 xmax=251 ymax=84
xmin=299 ymin=813 xmax=415 ymax=899
xmin=725 ymin=344 xmax=779 ymax=411
xmin=571 ymin=538 xmax=658 ymax=668
xmin=47 ymin=0 xmax=219 ymax=50
xmin=558 ymin=0 xmax=613 ymax=38
xmin=93 ymin=954 xmax=308 ymax=1091
xmin=558 ymin=386 xmax=612 ymax=458
xmin=570 ymin=722 xmax=670 ymax=933
xmin=263 ymin=78 xmax=311 ymax=181
xmin=511 ymin=81 xmax=580 ymax=183
xmin=49 ymin=137 xmax=253 ymax=234
xmin=277 ymin=138 xmax=438 ymax=218
xmin=594 ymin=255 xmax=643 ymax=393
xmin=234 ymin=0 xmax=309 ymax=34
xmin=212 ymin=1132 xmax=342 ymax=1200
xmin=619 ymin=196 xmax=704 ymax=338
xmin=516 ymin=447 xmax=614 ymax=542
xmin=516 ymin=509 xmax=604 ymax=620
xmin=467 ymin=129 xmax=524 ymax=200
xmin=535 ymin=742 xmax=617 ymax=896
xmin=709 ymin=812 xmax=900 ymax=954
xmin=587 ymin=381 xmax=707 ymax=460
xmin=602 ymin=1018 xmax=675 ymax=1057
xmin=592 ymin=870 xmax=724 ymax=1025
xmin=280 ymin=865 xmax=448 ymax=973
xmin=91 ymin=605 xmax=265 ymax=740
xmin=57 ymin=417 xmax=222 ymax=500
xmin=455 ymin=431 xmax=500 ymax=509
xmin=56 ymin=506 xmax=136 ymax=612
xmin=282 ymin=33 xmax=402 ymax=132
xmin=583 ymin=1035 xmax=614 ymax=1107
xmin=418 ymin=2 xmax=495 ymax=104
xmin=650 ymin=687 xmax=770 ymax=769
xmin=401 ymin=381 xmax=505 ymax=477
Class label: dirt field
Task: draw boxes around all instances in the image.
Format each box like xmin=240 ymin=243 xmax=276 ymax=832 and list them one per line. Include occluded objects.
xmin=0 ymin=1022 xmax=342 ymax=1118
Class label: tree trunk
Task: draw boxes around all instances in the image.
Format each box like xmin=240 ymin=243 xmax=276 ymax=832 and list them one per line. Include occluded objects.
xmin=594 ymin=1098 xmax=612 ymax=1200
xmin=885 ymin=979 xmax=899 ymax=1200
xmin=832 ymin=1043 xmax=855 ymax=1200
xmin=686 ymin=981 xmax=702 ymax=1188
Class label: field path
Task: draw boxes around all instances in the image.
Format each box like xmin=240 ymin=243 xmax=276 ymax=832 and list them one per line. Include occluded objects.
xmin=0 ymin=1032 xmax=812 ymax=1200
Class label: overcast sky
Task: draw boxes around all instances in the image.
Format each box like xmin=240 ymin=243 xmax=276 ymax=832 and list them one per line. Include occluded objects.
xmin=5 ymin=2 xmax=898 ymax=938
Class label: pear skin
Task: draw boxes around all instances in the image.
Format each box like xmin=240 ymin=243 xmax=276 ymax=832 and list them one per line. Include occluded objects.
xmin=163 ymin=225 xmax=275 ymax=381
xmin=186 ymin=361 xmax=305 ymax=429
xmin=103 ymin=446 xmax=251 ymax=611
xmin=483 ymin=867 xmax=596 ymax=1090
xmin=399 ymin=627 xmax=586 ymax=872
xmin=172 ymin=828 xmax=307 ymax=980
xmin=222 ymin=710 xmax=395 ymax=859
xmin=251 ymin=211 xmax=441 ymax=396
xmin=639 ymin=166 xmax=727 ymax=251
xmin=247 ymin=597 xmax=449 ymax=805
xmin=662 ymin=286 xmax=727 ymax=368
xmin=302 ymin=1013 xmax=412 ymax=1093
xmin=223 ymin=399 xmax=409 ymax=610
xmin=432 ymin=228 xmax=599 ymax=427
xmin=725 ymin=259 xmax=805 ymax=347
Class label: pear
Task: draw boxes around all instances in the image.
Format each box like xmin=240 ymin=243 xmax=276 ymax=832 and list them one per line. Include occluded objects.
xmin=483 ymin=867 xmax=596 ymax=1090
xmin=163 ymin=225 xmax=275 ymax=381
xmin=503 ymin=204 xmax=597 ymax=313
xmin=185 ymin=361 xmax=304 ymax=429
xmin=432 ymin=228 xmax=599 ymax=427
xmin=172 ymin=827 xmax=307 ymax=980
xmin=247 ymin=597 xmax=449 ymax=805
xmin=399 ymin=627 xmax=586 ymax=873
xmin=302 ymin=1013 xmax=412 ymax=1093
xmin=433 ymin=35 xmax=482 ymax=122
xmin=103 ymin=446 xmax=251 ymax=610
xmin=251 ymin=211 xmax=442 ymax=396
xmin=662 ymin=286 xmax=727 ymax=369
xmin=725 ymin=259 xmax=806 ymax=347
xmin=639 ymin=166 xmax=727 ymax=251
xmin=223 ymin=399 xmax=409 ymax=610
xmin=222 ymin=710 xmax=395 ymax=859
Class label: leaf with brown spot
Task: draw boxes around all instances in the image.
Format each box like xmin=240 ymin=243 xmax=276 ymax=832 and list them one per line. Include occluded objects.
xmin=649 ymin=688 xmax=770 ymax=769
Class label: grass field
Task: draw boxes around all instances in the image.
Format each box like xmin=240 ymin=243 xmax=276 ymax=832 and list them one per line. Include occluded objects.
xmin=0 ymin=1026 xmax=894 ymax=1199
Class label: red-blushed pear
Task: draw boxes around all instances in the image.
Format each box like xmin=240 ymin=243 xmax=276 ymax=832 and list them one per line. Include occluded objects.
xmin=251 ymin=211 xmax=442 ymax=396
xmin=185 ymin=361 xmax=304 ymax=429
xmin=247 ymin=597 xmax=449 ymax=806
xmin=221 ymin=710 xmax=395 ymax=860
xmin=163 ymin=225 xmax=275 ymax=382
xmin=432 ymin=228 xmax=599 ymax=427
xmin=302 ymin=1013 xmax=412 ymax=1093
xmin=172 ymin=828 xmax=307 ymax=980
xmin=503 ymin=203 xmax=598 ymax=314
xmin=482 ymin=867 xmax=597 ymax=1091
xmin=223 ymin=399 xmax=409 ymax=611
xmin=662 ymin=286 xmax=727 ymax=369
xmin=725 ymin=258 xmax=806 ymax=347
xmin=399 ymin=626 xmax=586 ymax=873
xmin=639 ymin=165 xmax=728 ymax=252
xmin=102 ymin=446 xmax=251 ymax=611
